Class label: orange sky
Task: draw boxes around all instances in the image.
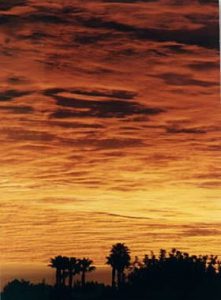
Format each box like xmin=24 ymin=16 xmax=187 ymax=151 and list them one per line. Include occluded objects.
xmin=0 ymin=0 xmax=220 ymax=286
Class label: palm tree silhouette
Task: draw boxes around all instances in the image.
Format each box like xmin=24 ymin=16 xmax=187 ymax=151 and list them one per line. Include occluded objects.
xmin=49 ymin=256 xmax=64 ymax=287
xmin=67 ymin=257 xmax=80 ymax=288
xmin=79 ymin=258 xmax=96 ymax=287
xmin=60 ymin=256 xmax=69 ymax=286
xmin=106 ymin=255 xmax=117 ymax=288
xmin=106 ymin=243 xmax=131 ymax=288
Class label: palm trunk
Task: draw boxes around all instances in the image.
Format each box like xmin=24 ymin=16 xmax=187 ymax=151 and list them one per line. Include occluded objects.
xmin=117 ymin=270 xmax=121 ymax=288
xmin=55 ymin=269 xmax=59 ymax=286
xmin=68 ymin=271 xmax=73 ymax=289
xmin=61 ymin=270 xmax=66 ymax=286
xmin=81 ymin=271 xmax=86 ymax=287
xmin=122 ymin=272 xmax=125 ymax=285
xmin=112 ymin=267 xmax=116 ymax=288
xmin=58 ymin=269 xmax=62 ymax=286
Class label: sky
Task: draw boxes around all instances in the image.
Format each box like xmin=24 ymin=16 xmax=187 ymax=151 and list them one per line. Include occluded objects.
xmin=0 ymin=0 xmax=220 ymax=286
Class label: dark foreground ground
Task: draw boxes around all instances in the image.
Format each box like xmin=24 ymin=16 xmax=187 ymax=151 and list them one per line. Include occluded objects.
xmin=1 ymin=279 xmax=221 ymax=300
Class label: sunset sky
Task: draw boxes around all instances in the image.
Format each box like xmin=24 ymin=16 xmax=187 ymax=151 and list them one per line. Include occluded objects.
xmin=0 ymin=0 xmax=220 ymax=286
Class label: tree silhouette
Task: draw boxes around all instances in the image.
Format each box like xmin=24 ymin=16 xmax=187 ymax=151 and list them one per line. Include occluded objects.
xmin=3 ymin=247 xmax=221 ymax=300
xmin=2 ymin=279 xmax=51 ymax=300
xmin=128 ymin=248 xmax=221 ymax=296
xmin=106 ymin=254 xmax=117 ymax=288
xmin=60 ymin=256 xmax=69 ymax=286
xmin=49 ymin=256 xmax=64 ymax=287
xmin=67 ymin=257 xmax=80 ymax=289
xmin=79 ymin=258 xmax=96 ymax=287
xmin=49 ymin=256 xmax=95 ymax=288
xmin=106 ymin=243 xmax=131 ymax=288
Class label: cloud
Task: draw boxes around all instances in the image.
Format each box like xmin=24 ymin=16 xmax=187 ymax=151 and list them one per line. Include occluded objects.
xmin=0 ymin=14 xmax=18 ymax=25
xmin=35 ymin=197 xmax=84 ymax=206
xmin=0 ymin=9 xmax=71 ymax=27
xmin=51 ymin=102 xmax=164 ymax=119
xmin=7 ymin=77 xmax=29 ymax=85
xmin=0 ymin=0 xmax=27 ymax=11
xmin=26 ymin=13 xmax=69 ymax=25
xmin=59 ymin=137 xmax=144 ymax=149
xmin=48 ymin=121 xmax=104 ymax=129
xmin=207 ymin=145 xmax=221 ymax=152
xmin=157 ymin=73 xmax=217 ymax=87
xmin=102 ymin=0 xmax=159 ymax=3
xmin=198 ymin=181 xmax=221 ymax=189
xmin=18 ymin=31 xmax=54 ymax=42
xmin=1 ymin=128 xmax=55 ymax=142
xmin=0 ymin=90 xmax=32 ymax=102
xmin=44 ymin=87 xmax=137 ymax=100
xmin=74 ymin=32 xmax=114 ymax=45
xmin=1 ymin=0 xmax=218 ymax=51
xmin=77 ymin=15 xmax=219 ymax=49
xmin=95 ymin=138 xmax=144 ymax=149
xmin=163 ymin=44 xmax=189 ymax=54
xmin=182 ymin=227 xmax=221 ymax=237
xmin=0 ymin=105 xmax=33 ymax=114
xmin=188 ymin=61 xmax=218 ymax=71
xmin=95 ymin=211 xmax=152 ymax=220
xmin=45 ymin=87 xmax=164 ymax=119
xmin=198 ymin=0 xmax=218 ymax=4
xmin=166 ymin=126 xmax=207 ymax=134
xmin=136 ymin=23 xmax=219 ymax=50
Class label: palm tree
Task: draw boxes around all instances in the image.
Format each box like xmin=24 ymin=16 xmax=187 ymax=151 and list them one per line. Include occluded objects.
xmin=79 ymin=258 xmax=96 ymax=287
xmin=106 ymin=243 xmax=131 ymax=288
xmin=61 ymin=256 xmax=69 ymax=286
xmin=67 ymin=257 xmax=80 ymax=288
xmin=49 ymin=255 xmax=64 ymax=287
xmin=106 ymin=255 xmax=117 ymax=288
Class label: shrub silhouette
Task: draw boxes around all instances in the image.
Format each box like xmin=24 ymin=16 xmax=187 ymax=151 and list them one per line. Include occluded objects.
xmin=2 ymin=279 xmax=51 ymax=300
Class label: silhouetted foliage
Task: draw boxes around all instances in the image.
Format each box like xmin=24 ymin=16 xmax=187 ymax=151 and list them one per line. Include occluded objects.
xmin=49 ymin=255 xmax=95 ymax=289
xmin=106 ymin=243 xmax=131 ymax=288
xmin=79 ymin=258 xmax=96 ymax=287
xmin=127 ymin=248 xmax=221 ymax=299
xmin=1 ymin=279 xmax=51 ymax=300
xmin=49 ymin=255 xmax=64 ymax=287
xmin=2 ymin=246 xmax=221 ymax=300
xmin=67 ymin=257 xmax=80 ymax=288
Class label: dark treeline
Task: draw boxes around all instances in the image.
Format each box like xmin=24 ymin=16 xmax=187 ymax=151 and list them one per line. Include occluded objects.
xmin=2 ymin=243 xmax=221 ymax=300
